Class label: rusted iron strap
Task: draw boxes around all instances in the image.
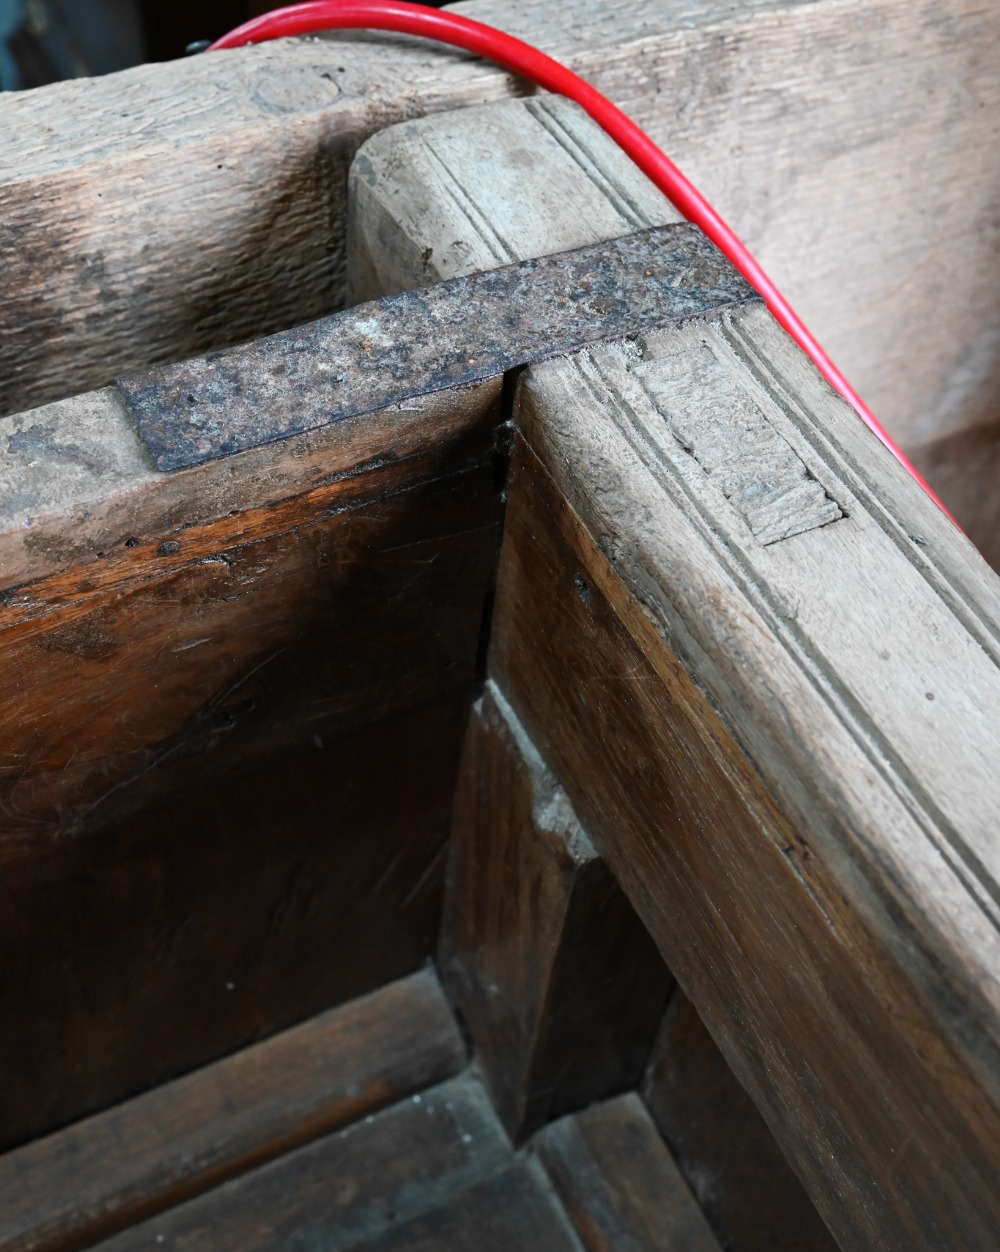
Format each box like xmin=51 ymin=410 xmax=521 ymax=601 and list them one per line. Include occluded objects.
xmin=117 ymin=224 xmax=760 ymax=471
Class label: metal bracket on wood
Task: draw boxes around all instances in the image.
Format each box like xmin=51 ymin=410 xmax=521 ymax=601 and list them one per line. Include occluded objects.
xmin=116 ymin=224 xmax=760 ymax=472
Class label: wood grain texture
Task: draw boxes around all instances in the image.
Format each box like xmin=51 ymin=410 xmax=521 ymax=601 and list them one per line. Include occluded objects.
xmin=0 ymin=968 xmax=466 ymax=1252
xmin=0 ymin=438 xmax=501 ymax=848
xmin=344 ymin=89 xmax=1000 ymax=1245
xmin=438 ymin=680 xmax=671 ymax=1142
xmin=489 ymin=367 xmax=1000 ymax=1247
xmin=0 ymin=377 xmax=500 ymax=590
xmin=346 ymin=93 xmax=680 ymax=302
xmin=642 ymin=989 xmax=836 ymax=1252
xmin=534 ymin=1092 xmax=723 ymax=1252
xmin=90 ymin=1073 xmax=555 ymax=1252
xmin=0 ymin=699 xmax=467 ymax=1151
xmin=1 ymin=0 xmax=995 ymax=463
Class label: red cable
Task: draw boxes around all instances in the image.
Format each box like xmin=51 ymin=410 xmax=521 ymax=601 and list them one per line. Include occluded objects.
xmin=211 ymin=0 xmax=950 ymax=515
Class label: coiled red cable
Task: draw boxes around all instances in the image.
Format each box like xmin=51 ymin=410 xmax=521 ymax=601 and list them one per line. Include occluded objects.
xmin=211 ymin=0 xmax=948 ymax=514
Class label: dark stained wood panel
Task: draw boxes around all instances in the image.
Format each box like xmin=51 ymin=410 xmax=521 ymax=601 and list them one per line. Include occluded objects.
xmin=0 ymin=397 xmax=503 ymax=1146
xmin=91 ymin=1073 xmax=519 ymax=1251
xmin=0 ymin=453 xmax=502 ymax=849
xmin=0 ymin=699 xmax=467 ymax=1151
xmin=535 ymin=1092 xmax=723 ymax=1252
xmin=439 ymin=681 xmax=671 ymax=1142
xmin=0 ymin=968 xmax=466 ymax=1252
xmin=642 ymin=989 xmax=836 ymax=1252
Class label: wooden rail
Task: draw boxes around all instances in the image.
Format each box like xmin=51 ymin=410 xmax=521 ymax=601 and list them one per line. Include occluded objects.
xmin=355 ymin=97 xmax=1000 ymax=1249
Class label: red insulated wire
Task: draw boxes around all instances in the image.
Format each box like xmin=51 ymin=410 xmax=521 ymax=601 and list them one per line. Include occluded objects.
xmin=211 ymin=0 xmax=950 ymax=515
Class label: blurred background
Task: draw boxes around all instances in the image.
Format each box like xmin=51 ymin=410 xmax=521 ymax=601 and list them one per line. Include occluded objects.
xmin=0 ymin=0 xmax=448 ymax=88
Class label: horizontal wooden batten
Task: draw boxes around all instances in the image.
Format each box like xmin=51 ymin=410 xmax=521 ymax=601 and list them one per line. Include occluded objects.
xmin=535 ymin=1093 xmax=724 ymax=1252
xmin=0 ymin=969 xmax=466 ymax=1252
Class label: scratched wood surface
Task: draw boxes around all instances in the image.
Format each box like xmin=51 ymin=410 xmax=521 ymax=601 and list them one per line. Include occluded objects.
xmin=0 ymin=0 xmax=996 ymax=472
xmin=0 ymin=969 xmax=466 ymax=1252
xmin=361 ymin=97 xmax=1000 ymax=1248
xmin=0 ymin=379 xmax=503 ymax=1147
xmin=438 ymin=680 xmax=671 ymax=1142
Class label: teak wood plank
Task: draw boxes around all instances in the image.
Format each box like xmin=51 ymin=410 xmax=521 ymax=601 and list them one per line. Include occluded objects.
xmin=0 ymin=968 xmax=466 ymax=1252
xmin=642 ymin=989 xmax=836 ymax=1252
xmin=439 ymin=680 xmax=671 ymax=1142
xmin=92 ymin=1073 xmax=518 ymax=1252
xmin=534 ymin=1092 xmax=723 ymax=1252
xmin=1 ymin=0 xmax=995 ymax=467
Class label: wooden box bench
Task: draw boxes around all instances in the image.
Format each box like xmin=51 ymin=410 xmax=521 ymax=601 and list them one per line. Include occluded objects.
xmin=0 ymin=3 xmax=997 ymax=1249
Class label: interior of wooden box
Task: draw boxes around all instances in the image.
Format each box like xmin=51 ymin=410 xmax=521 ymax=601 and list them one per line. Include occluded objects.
xmin=0 ymin=386 xmax=838 ymax=1250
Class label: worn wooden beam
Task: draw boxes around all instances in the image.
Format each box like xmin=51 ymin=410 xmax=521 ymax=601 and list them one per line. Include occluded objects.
xmin=0 ymin=969 xmax=466 ymax=1252
xmin=494 ymin=348 xmax=1000 ymax=1249
xmin=438 ymin=680 xmax=671 ymax=1143
xmin=642 ymin=988 xmax=837 ymax=1252
xmin=0 ymin=379 xmax=502 ymax=1146
xmin=0 ymin=0 xmax=996 ymax=470
xmin=357 ymin=94 xmax=1000 ymax=1248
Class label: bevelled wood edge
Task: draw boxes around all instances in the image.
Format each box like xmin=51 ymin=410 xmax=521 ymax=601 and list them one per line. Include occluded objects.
xmin=439 ymin=680 xmax=671 ymax=1142
xmin=0 ymin=379 xmax=501 ymax=594
xmin=0 ymin=967 xmax=467 ymax=1252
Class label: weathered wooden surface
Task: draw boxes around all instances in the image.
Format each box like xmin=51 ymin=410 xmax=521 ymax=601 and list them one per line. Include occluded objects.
xmin=0 ymin=969 xmax=466 ymax=1252
xmin=493 ymin=370 xmax=1000 ymax=1248
xmin=439 ymin=680 xmax=671 ymax=1142
xmin=642 ymin=989 xmax=836 ymax=1252
xmin=911 ymin=418 xmax=1000 ymax=573
xmin=350 ymin=1163 xmax=583 ymax=1252
xmin=347 ymin=92 xmax=680 ymax=300
xmin=0 ymin=377 xmax=502 ymax=1146
xmin=1 ymin=0 xmax=996 ymax=474
xmin=92 ymin=1073 xmax=578 ymax=1252
xmin=0 ymin=423 xmax=500 ymax=843
xmin=356 ymin=92 xmax=1000 ymax=1247
xmin=535 ymin=1092 xmax=723 ymax=1252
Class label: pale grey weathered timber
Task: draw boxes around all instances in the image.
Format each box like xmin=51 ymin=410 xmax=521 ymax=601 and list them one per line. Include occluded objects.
xmin=0 ymin=0 xmax=997 ymax=470
xmin=354 ymin=97 xmax=1000 ymax=1249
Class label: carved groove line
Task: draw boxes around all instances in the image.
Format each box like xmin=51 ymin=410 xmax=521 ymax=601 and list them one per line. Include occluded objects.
xmin=573 ymin=351 xmax=1000 ymax=934
xmin=525 ymin=97 xmax=652 ymax=231
xmin=721 ymin=315 xmax=1000 ymax=666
